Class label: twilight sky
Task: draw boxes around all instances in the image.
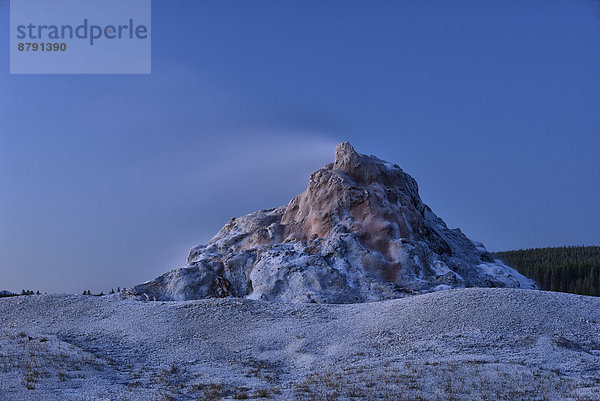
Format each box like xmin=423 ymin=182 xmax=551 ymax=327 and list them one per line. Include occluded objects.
xmin=1 ymin=0 xmax=599 ymax=294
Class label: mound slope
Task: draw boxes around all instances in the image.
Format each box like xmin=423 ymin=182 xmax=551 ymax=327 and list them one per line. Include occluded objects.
xmin=1 ymin=289 xmax=598 ymax=399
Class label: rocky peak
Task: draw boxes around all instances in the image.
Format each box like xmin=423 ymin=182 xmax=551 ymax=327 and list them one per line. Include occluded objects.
xmin=333 ymin=142 xmax=361 ymax=172
xmin=128 ymin=142 xmax=535 ymax=303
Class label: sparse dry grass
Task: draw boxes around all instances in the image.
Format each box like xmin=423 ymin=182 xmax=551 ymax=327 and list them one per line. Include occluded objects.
xmin=2 ymin=331 xmax=599 ymax=400
xmin=289 ymin=360 xmax=600 ymax=401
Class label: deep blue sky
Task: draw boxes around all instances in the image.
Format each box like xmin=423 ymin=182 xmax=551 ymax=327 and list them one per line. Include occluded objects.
xmin=1 ymin=0 xmax=599 ymax=293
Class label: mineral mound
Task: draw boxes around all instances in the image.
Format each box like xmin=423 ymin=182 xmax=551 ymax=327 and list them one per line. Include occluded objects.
xmin=129 ymin=142 xmax=534 ymax=302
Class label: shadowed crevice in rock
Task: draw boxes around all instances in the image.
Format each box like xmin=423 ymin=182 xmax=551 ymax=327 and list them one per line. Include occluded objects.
xmin=128 ymin=142 xmax=535 ymax=303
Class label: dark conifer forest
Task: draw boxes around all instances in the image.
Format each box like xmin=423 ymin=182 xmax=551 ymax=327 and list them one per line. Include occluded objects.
xmin=495 ymin=246 xmax=600 ymax=297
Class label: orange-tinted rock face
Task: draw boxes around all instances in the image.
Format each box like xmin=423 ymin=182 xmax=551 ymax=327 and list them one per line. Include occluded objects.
xmin=131 ymin=143 xmax=536 ymax=303
xmin=281 ymin=143 xmax=424 ymax=275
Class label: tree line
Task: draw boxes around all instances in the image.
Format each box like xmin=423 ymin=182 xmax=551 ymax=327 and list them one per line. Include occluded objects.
xmin=0 ymin=289 xmax=40 ymax=298
xmin=494 ymin=246 xmax=600 ymax=297
xmin=82 ymin=287 xmax=122 ymax=296
xmin=1 ymin=288 xmax=124 ymax=298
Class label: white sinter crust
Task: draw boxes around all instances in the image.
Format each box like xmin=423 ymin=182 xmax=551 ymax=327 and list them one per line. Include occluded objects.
xmin=129 ymin=142 xmax=535 ymax=302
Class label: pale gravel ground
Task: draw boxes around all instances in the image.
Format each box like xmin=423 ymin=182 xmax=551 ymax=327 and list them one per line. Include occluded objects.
xmin=1 ymin=288 xmax=600 ymax=400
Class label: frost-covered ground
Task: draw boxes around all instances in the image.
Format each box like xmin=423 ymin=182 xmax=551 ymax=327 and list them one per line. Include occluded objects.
xmin=1 ymin=288 xmax=599 ymax=400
